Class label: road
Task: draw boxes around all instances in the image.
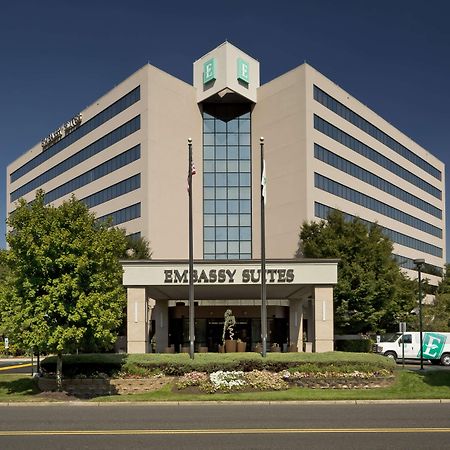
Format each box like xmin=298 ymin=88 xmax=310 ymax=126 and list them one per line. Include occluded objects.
xmin=0 ymin=402 xmax=449 ymax=449
xmin=0 ymin=359 xmax=35 ymax=374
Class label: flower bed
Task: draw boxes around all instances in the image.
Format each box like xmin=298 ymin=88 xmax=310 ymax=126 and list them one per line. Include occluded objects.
xmin=176 ymin=370 xmax=288 ymax=393
xmin=175 ymin=369 xmax=394 ymax=393
xmin=283 ymin=369 xmax=394 ymax=389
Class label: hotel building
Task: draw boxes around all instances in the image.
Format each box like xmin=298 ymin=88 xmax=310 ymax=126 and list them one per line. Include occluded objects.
xmin=7 ymin=42 xmax=445 ymax=353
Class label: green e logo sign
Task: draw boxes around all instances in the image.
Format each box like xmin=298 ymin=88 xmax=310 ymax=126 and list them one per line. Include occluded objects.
xmin=203 ymin=58 xmax=216 ymax=84
xmin=237 ymin=58 xmax=249 ymax=83
xmin=420 ymin=332 xmax=447 ymax=359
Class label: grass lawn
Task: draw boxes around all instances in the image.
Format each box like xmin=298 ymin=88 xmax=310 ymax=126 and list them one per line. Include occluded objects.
xmin=0 ymin=369 xmax=449 ymax=403
xmin=0 ymin=373 xmax=41 ymax=401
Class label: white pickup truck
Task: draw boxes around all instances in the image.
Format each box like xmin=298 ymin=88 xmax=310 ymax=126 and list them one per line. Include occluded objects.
xmin=375 ymin=331 xmax=450 ymax=366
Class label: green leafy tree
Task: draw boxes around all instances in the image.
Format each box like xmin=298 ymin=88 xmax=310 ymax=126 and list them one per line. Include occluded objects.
xmin=123 ymin=234 xmax=152 ymax=259
xmin=297 ymin=210 xmax=415 ymax=334
xmin=0 ymin=249 xmax=8 ymax=283
xmin=0 ymin=250 xmax=9 ymax=337
xmin=0 ymin=191 xmax=127 ymax=389
xmin=423 ymin=264 xmax=450 ymax=331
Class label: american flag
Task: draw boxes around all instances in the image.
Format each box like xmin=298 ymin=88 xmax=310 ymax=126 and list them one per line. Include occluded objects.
xmin=187 ymin=161 xmax=196 ymax=192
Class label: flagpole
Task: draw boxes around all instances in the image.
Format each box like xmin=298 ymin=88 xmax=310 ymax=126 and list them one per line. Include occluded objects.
xmin=260 ymin=137 xmax=267 ymax=357
xmin=188 ymin=137 xmax=195 ymax=360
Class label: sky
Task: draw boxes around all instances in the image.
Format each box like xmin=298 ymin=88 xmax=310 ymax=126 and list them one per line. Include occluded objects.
xmin=0 ymin=0 xmax=449 ymax=257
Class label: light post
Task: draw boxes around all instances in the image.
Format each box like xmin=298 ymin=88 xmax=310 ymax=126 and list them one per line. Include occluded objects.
xmin=260 ymin=137 xmax=267 ymax=357
xmin=188 ymin=138 xmax=195 ymax=360
xmin=414 ymin=258 xmax=425 ymax=370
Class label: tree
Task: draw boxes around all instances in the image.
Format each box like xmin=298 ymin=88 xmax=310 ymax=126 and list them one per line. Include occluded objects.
xmin=423 ymin=264 xmax=450 ymax=331
xmin=297 ymin=210 xmax=416 ymax=334
xmin=0 ymin=250 xmax=9 ymax=337
xmin=0 ymin=249 xmax=9 ymax=284
xmin=0 ymin=191 xmax=127 ymax=389
xmin=123 ymin=234 xmax=152 ymax=259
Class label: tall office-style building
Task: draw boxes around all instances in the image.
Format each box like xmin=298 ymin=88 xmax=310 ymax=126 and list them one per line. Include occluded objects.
xmin=7 ymin=42 xmax=445 ymax=353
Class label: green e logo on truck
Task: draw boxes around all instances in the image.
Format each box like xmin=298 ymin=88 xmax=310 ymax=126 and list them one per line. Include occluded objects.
xmin=419 ymin=332 xmax=447 ymax=359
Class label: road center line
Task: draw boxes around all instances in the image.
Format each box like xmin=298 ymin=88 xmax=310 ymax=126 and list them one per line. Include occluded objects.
xmin=0 ymin=428 xmax=449 ymax=436
xmin=0 ymin=363 xmax=32 ymax=371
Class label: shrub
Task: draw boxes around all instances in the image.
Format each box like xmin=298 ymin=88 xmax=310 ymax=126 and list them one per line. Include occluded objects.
xmin=335 ymin=339 xmax=373 ymax=353
xmin=40 ymin=354 xmax=126 ymax=377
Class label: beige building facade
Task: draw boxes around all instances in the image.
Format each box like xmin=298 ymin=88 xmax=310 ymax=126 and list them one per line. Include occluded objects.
xmin=7 ymin=42 xmax=445 ymax=353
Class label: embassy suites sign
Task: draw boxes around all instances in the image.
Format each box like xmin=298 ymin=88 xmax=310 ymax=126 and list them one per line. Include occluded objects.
xmin=41 ymin=113 xmax=82 ymax=150
xmin=121 ymin=261 xmax=338 ymax=288
xmin=164 ymin=268 xmax=294 ymax=285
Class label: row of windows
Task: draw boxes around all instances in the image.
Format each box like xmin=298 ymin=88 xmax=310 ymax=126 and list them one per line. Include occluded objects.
xmin=203 ymin=133 xmax=251 ymax=147
xmin=204 ymin=146 xmax=251 ymax=161
xmin=204 ymin=213 xmax=251 ymax=227
xmin=314 ymin=173 xmax=442 ymax=238
xmin=314 ymin=144 xmax=442 ymax=219
xmin=204 ymin=187 xmax=251 ymax=200
xmin=11 ymin=87 xmax=140 ymax=183
xmin=11 ymin=116 xmax=141 ymax=202
xmin=44 ymin=145 xmax=140 ymax=205
xmin=97 ymin=203 xmax=141 ymax=226
xmin=314 ymin=115 xmax=441 ymax=200
xmin=315 ymin=202 xmax=443 ymax=258
xmin=204 ymin=226 xmax=252 ymax=241
xmin=126 ymin=232 xmax=141 ymax=240
xmin=204 ymin=160 xmax=251 ymax=173
xmin=313 ymin=86 xmax=441 ymax=180
xmin=204 ymin=241 xmax=252 ymax=259
xmin=204 ymin=199 xmax=251 ymax=214
xmin=82 ymin=174 xmax=140 ymax=208
xmin=393 ymin=254 xmax=443 ymax=277
xmin=204 ymin=173 xmax=251 ymax=187
xmin=204 ymin=115 xmax=251 ymax=134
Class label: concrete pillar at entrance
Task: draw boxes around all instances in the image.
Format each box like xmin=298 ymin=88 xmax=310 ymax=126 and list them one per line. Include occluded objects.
xmin=153 ymin=299 xmax=169 ymax=352
xmin=313 ymin=286 xmax=334 ymax=352
xmin=289 ymin=300 xmax=304 ymax=352
xmin=127 ymin=287 xmax=148 ymax=353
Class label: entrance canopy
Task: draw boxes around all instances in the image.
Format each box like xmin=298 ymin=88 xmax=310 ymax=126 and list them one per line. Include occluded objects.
xmin=122 ymin=259 xmax=338 ymax=300
xmin=122 ymin=259 xmax=338 ymax=354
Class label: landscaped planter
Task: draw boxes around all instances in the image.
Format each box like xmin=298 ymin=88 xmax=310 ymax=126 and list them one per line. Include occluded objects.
xmin=225 ymin=339 xmax=237 ymax=352
xmin=37 ymin=376 xmax=173 ymax=397
xmin=236 ymin=341 xmax=246 ymax=352
xmin=286 ymin=374 xmax=395 ymax=389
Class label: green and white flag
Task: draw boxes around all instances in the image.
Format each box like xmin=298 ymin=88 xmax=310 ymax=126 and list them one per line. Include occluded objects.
xmin=261 ymin=160 xmax=267 ymax=204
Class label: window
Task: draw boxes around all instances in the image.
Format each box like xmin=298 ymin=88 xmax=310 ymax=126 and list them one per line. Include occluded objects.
xmin=314 ymin=86 xmax=441 ymax=180
xmin=315 ymin=174 xmax=442 ymax=238
xmin=97 ymin=203 xmax=141 ymax=226
xmin=11 ymin=116 xmax=141 ymax=202
xmin=11 ymin=87 xmax=140 ymax=182
xmin=314 ymin=115 xmax=441 ymax=199
xmin=314 ymin=144 xmax=442 ymax=219
xmin=315 ymin=202 xmax=443 ymax=258
xmin=44 ymin=145 xmax=140 ymax=205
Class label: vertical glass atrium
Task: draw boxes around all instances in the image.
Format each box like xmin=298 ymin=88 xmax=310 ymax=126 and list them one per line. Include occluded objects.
xmin=202 ymin=107 xmax=252 ymax=259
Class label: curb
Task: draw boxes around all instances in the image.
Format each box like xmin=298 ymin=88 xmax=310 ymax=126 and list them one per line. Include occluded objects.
xmin=1 ymin=399 xmax=450 ymax=406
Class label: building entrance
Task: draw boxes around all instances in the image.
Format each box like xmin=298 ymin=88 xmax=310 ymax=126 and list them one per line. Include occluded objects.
xmin=168 ymin=307 xmax=289 ymax=352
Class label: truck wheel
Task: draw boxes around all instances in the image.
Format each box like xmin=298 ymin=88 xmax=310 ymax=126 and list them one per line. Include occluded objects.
xmin=441 ymin=353 xmax=450 ymax=367
xmin=385 ymin=351 xmax=397 ymax=361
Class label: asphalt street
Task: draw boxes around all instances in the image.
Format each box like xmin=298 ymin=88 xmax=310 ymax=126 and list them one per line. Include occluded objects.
xmin=0 ymin=360 xmax=35 ymax=374
xmin=0 ymin=402 xmax=449 ymax=449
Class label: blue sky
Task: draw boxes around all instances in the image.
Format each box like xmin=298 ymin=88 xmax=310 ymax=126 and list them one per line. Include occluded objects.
xmin=1 ymin=0 xmax=449 ymax=258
